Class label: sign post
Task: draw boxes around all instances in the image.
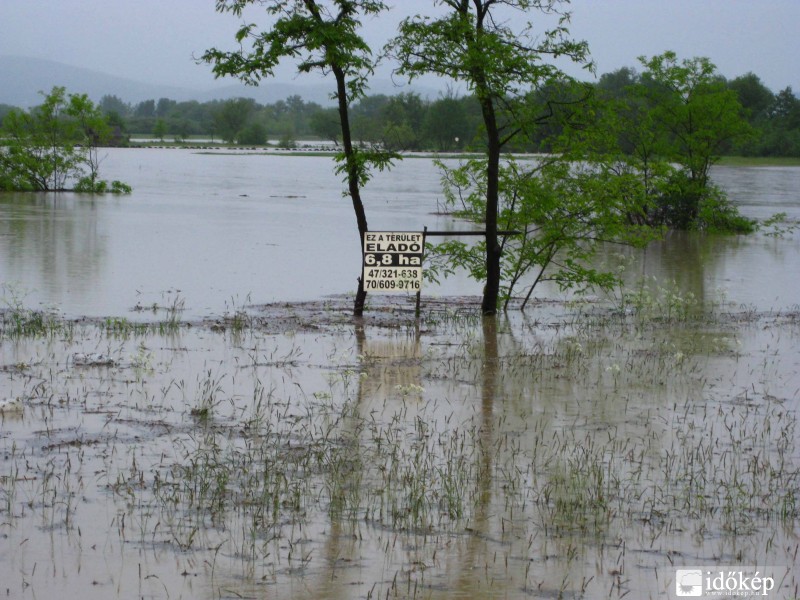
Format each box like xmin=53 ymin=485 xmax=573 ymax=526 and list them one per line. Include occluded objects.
xmin=362 ymin=231 xmax=424 ymax=294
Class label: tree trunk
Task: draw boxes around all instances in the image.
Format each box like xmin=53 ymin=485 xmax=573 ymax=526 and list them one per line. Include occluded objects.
xmin=479 ymin=94 xmax=502 ymax=316
xmin=333 ymin=65 xmax=368 ymax=316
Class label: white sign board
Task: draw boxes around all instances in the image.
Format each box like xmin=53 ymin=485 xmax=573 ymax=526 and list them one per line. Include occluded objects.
xmin=362 ymin=231 xmax=423 ymax=294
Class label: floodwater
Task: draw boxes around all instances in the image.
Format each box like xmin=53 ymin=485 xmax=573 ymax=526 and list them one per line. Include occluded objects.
xmin=0 ymin=149 xmax=464 ymax=319
xmin=1 ymin=151 xmax=799 ymax=600
xmin=1 ymin=149 xmax=798 ymax=318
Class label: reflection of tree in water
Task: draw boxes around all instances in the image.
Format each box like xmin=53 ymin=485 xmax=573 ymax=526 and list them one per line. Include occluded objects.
xmin=610 ymin=229 xmax=778 ymax=308
xmin=306 ymin=322 xmax=426 ymax=600
xmin=640 ymin=231 xmax=716 ymax=304
xmin=0 ymin=192 xmax=106 ymax=300
xmin=308 ymin=319 xmax=517 ymax=599
xmin=450 ymin=317 xmax=497 ymax=596
xmin=305 ymin=309 xmax=671 ymax=599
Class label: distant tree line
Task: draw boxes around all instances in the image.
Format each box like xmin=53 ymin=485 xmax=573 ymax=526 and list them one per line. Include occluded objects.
xmin=1 ymin=70 xmax=797 ymax=157
xmin=90 ymin=91 xmax=482 ymax=151
xmin=69 ymin=71 xmax=800 ymax=157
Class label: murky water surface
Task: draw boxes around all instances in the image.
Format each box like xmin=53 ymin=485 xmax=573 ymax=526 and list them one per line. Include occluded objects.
xmin=1 ymin=152 xmax=799 ymax=599
xmin=1 ymin=150 xmax=799 ymax=317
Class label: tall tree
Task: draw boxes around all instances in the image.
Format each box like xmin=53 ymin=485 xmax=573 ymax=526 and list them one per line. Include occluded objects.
xmin=763 ymin=87 xmax=800 ymax=157
xmin=771 ymin=87 xmax=800 ymax=125
xmin=1 ymin=87 xmax=77 ymax=190
xmin=202 ymin=0 xmax=393 ymax=316
xmin=426 ymin=154 xmax=651 ymax=311
xmin=99 ymin=95 xmax=131 ymax=117
xmin=67 ymin=92 xmax=113 ymax=188
xmin=135 ymin=99 xmax=156 ymax=118
xmin=390 ymin=0 xmax=591 ymax=315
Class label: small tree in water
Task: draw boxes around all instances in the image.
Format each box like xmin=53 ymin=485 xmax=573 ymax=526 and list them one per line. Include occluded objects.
xmin=597 ymin=52 xmax=755 ymax=232
xmin=426 ymin=154 xmax=654 ymax=310
xmin=203 ymin=0 xmax=396 ymax=316
xmin=0 ymin=87 xmax=130 ymax=193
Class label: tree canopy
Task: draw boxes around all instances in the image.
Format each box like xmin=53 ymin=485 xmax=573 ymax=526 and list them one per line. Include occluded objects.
xmin=390 ymin=0 xmax=592 ymax=315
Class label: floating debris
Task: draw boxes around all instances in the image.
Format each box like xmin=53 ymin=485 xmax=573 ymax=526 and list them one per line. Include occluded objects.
xmin=0 ymin=396 xmax=23 ymax=414
xmin=72 ymin=352 xmax=118 ymax=366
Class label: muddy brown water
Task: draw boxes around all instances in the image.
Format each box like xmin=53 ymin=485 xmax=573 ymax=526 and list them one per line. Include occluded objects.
xmin=1 ymin=150 xmax=799 ymax=317
xmin=1 ymin=151 xmax=799 ymax=599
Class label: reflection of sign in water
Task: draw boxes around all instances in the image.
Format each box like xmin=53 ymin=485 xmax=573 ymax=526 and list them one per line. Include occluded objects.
xmin=362 ymin=231 xmax=423 ymax=294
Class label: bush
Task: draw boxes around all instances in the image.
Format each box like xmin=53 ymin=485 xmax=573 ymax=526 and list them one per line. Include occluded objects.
xmin=650 ymin=173 xmax=754 ymax=233
xmin=695 ymin=186 xmax=756 ymax=233
xmin=238 ymin=122 xmax=267 ymax=145
xmin=73 ymin=177 xmax=133 ymax=194
xmin=277 ymin=133 xmax=297 ymax=149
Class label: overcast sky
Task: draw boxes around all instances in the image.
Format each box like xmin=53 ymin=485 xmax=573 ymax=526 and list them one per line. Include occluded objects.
xmin=1 ymin=0 xmax=798 ymax=93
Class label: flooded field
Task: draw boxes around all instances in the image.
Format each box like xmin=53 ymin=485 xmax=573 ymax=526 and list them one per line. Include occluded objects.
xmin=1 ymin=150 xmax=799 ymax=317
xmin=1 ymin=152 xmax=799 ymax=599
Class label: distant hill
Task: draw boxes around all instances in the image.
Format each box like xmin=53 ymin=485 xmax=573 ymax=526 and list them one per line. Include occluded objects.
xmin=0 ymin=55 xmax=442 ymax=109
xmin=0 ymin=55 xmax=199 ymax=107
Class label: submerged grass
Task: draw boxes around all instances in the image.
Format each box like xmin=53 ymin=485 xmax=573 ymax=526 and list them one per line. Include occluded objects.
xmin=1 ymin=285 xmax=65 ymax=338
xmin=0 ymin=291 xmax=798 ymax=599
